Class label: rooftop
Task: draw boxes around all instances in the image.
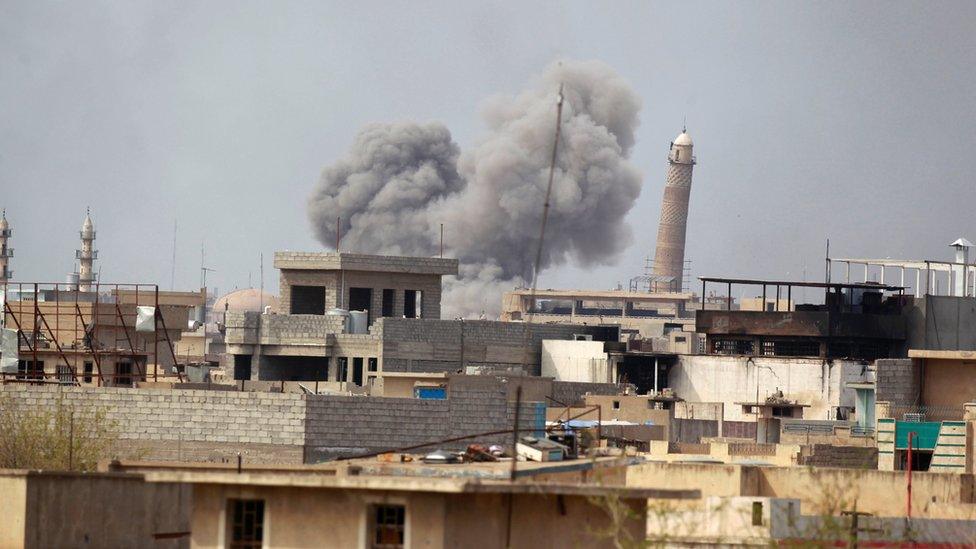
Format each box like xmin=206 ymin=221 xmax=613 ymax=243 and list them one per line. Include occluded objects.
xmin=274 ymin=251 xmax=458 ymax=276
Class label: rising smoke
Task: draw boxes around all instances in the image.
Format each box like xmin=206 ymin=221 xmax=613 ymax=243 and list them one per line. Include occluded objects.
xmin=308 ymin=60 xmax=643 ymax=317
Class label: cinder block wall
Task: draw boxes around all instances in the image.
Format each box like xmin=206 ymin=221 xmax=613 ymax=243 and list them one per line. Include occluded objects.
xmin=0 ymin=384 xmax=307 ymax=463
xmin=304 ymin=376 xmax=545 ymax=461
xmin=875 ymin=358 xmax=920 ymax=405
xmin=378 ymin=319 xmax=618 ymax=376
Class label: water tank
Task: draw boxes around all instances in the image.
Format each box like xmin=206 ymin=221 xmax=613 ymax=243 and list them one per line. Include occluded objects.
xmin=326 ymin=308 xmax=351 ymax=332
xmin=65 ymin=272 xmax=79 ymax=291
xmin=348 ymin=310 xmax=368 ymax=334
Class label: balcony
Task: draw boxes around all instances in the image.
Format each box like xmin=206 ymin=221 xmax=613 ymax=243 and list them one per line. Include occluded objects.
xmin=76 ymin=250 xmax=98 ymax=260
xmin=1 ymin=267 xmax=11 ymax=279
xmin=79 ymin=230 xmax=96 ymax=239
xmin=0 ymin=229 xmax=10 ymax=237
xmin=0 ymin=247 xmax=11 ymax=258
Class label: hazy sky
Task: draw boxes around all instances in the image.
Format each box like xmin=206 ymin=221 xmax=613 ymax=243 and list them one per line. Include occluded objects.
xmin=1 ymin=1 xmax=974 ymax=302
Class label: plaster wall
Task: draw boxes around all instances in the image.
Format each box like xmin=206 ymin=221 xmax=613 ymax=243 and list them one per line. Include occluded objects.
xmin=669 ymin=355 xmax=870 ymax=421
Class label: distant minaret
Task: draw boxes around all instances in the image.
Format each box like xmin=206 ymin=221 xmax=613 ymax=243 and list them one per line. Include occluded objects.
xmin=77 ymin=209 xmax=98 ymax=291
xmin=0 ymin=210 xmax=11 ymax=285
xmin=652 ymin=128 xmax=695 ymax=292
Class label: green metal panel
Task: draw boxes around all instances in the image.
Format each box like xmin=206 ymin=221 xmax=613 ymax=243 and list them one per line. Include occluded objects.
xmin=894 ymin=421 xmax=940 ymax=450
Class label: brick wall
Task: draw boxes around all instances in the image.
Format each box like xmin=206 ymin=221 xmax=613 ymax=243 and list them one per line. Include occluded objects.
xmin=875 ymin=358 xmax=920 ymax=405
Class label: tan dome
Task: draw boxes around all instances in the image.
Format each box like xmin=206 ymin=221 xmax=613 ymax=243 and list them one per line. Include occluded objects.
xmin=213 ymin=288 xmax=279 ymax=314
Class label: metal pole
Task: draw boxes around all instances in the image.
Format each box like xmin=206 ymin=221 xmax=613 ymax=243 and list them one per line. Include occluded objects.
xmin=439 ymin=223 xmax=444 ymax=258
xmin=154 ymin=286 xmax=159 ymax=382
xmin=727 ymin=282 xmax=732 ymax=310
xmin=701 ymin=279 xmax=706 ymax=311
xmin=653 ymin=356 xmax=659 ymax=395
xmin=907 ymin=432 xmax=915 ymax=519
xmin=335 ymin=216 xmax=340 ymax=252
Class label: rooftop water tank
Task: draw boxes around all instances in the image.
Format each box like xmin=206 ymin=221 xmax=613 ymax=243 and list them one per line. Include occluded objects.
xmin=348 ymin=310 xmax=368 ymax=334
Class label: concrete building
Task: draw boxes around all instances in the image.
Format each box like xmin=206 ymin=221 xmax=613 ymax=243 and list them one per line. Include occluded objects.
xmin=651 ymin=128 xmax=695 ymax=292
xmin=224 ymin=251 xmax=619 ymax=386
xmin=0 ymin=209 xmax=12 ymax=285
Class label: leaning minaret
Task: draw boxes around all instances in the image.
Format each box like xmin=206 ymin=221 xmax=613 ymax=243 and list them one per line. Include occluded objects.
xmin=0 ymin=210 xmax=12 ymax=285
xmin=651 ymin=128 xmax=695 ymax=292
xmin=78 ymin=209 xmax=98 ymax=291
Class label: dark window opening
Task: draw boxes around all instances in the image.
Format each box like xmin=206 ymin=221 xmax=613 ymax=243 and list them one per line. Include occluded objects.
xmin=370 ymin=504 xmax=405 ymax=549
xmin=612 ymin=400 xmax=621 ymax=410
xmin=368 ymin=358 xmax=378 ymax=372
xmin=83 ymin=361 xmax=93 ymax=383
xmin=382 ymin=289 xmax=395 ymax=317
xmin=352 ymin=357 xmax=364 ymax=386
xmin=233 ymin=355 xmax=252 ymax=381
xmin=900 ymin=450 xmax=932 ymax=472
xmin=674 ymin=336 xmax=687 ymax=343
xmin=349 ymin=287 xmax=373 ymax=324
xmin=751 ymin=501 xmax=763 ymax=526
xmin=403 ymin=290 xmax=419 ymax=318
xmin=772 ymin=407 xmax=792 ymax=418
xmin=290 ymin=285 xmax=325 ymax=315
xmin=712 ymin=338 xmax=755 ymax=355
xmin=228 ymin=499 xmax=264 ymax=549
xmin=337 ymin=357 xmax=348 ymax=382
xmin=17 ymin=360 xmax=44 ymax=381
xmin=116 ymin=361 xmax=133 ymax=386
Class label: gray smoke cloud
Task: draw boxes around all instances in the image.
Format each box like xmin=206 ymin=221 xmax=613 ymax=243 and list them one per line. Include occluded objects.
xmin=308 ymin=60 xmax=643 ymax=317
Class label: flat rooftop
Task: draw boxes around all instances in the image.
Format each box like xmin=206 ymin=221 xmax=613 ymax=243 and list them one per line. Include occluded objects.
xmin=274 ymin=251 xmax=458 ymax=276
xmin=508 ymin=288 xmax=693 ymax=302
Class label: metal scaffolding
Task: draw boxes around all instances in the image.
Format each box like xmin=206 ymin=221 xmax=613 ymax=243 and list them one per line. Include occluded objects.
xmin=0 ymin=282 xmax=185 ymax=386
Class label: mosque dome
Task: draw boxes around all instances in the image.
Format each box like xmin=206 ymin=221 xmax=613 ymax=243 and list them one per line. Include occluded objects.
xmin=213 ymin=288 xmax=280 ymax=314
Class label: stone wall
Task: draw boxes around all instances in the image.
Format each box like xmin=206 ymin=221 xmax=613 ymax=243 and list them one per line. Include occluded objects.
xmin=875 ymin=358 xmax=920 ymax=405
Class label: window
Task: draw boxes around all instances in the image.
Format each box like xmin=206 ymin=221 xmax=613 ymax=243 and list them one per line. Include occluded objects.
xmin=83 ymin=361 xmax=93 ymax=383
xmin=290 ymin=285 xmax=325 ymax=315
xmin=228 ymin=499 xmax=264 ymax=549
xmin=612 ymin=400 xmax=620 ymax=410
xmin=368 ymin=358 xmax=378 ymax=372
xmin=370 ymin=504 xmax=405 ymax=548
xmin=403 ymin=290 xmax=419 ymax=318
xmin=352 ymin=357 xmax=364 ymax=386
xmin=116 ymin=361 xmax=132 ymax=387
xmin=751 ymin=501 xmax=763 ymax=526
xmin=337 ymin=357 xmax=348 ymax=382
xmin=349 ymin=287 xmax=373 ymax=324
xmin=56 ymin=364 xmax=73 ymax=384
xmin=772 ymin=407 xmax=791 ymax=418
xmin=382 ymin=289 xmax=395 ymax=317
xmin=674 ymin=336 xmax=687 ymax=343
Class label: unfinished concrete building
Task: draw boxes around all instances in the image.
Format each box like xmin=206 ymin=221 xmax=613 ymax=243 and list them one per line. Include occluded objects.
xmin=223 ymin=251 xmax=620 ymax=389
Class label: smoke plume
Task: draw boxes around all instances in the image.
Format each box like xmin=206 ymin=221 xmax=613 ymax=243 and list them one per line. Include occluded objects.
xmin=308 ymin=60 xmax=643 ymax=317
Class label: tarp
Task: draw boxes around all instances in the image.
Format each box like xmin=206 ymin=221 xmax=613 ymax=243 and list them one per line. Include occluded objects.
xmin=0 ymin=328 xmax=18 ymax=373
xmin=135 ymin=306 xmax=156 ymax=332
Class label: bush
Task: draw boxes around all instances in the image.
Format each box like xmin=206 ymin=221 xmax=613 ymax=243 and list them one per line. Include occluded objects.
xmin=0 ymin=394 xmax=118 ymax=471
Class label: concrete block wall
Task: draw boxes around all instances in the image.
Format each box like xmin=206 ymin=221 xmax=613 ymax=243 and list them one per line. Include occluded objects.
xmin=223 ymin=312 xmax=347 ymax=346
xmin=875 ymin=358 xmax=920 ymax=405
xmin=303 ymin=376 xmax=545 ymax=461
xmin=550 ymin=380 xmax=629 ymax=407
xmin=798 ymin=444 xmax=879 ymax=469
xmin=378 ymin=318 xmax=618 ymax=376
xmin=0 ymin=384 xmax=306 ymax=463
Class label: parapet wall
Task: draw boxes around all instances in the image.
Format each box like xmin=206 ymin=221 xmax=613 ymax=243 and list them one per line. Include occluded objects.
xmin=378 ymin=318 xmax=618 ymax=376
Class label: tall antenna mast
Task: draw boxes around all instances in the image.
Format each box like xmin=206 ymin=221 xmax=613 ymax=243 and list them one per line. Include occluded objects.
xmin=200 ymin=242 xmax=215 ymax=290
xmin=527 ymin=84 xmax=564 ymax=322
xmin=170 ymin=220 xmax=177 ymax=290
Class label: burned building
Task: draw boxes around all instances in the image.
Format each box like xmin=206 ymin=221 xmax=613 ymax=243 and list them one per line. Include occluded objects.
xmin=696 ymin=278 xmax=909 ymax=360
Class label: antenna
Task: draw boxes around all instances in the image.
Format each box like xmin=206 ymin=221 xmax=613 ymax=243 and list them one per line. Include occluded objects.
xmin=170 ymin=220 xmax=177 ymax=290
xmin=259 ymin=252 xmax=264 ymax=313
xmin=200 ymin=242 xmax=216 ymax=290
xmin=527 ymin=84 xmax=564 ymax=323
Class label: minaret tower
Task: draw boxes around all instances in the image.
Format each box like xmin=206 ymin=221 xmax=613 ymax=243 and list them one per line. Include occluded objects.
xmin=652 ymin=128 xmax=695 ymax=292
xmin=78 ymin=208 xmax=98 ymax=291
xmin=0 ymin=210 xmax=12 ymax=285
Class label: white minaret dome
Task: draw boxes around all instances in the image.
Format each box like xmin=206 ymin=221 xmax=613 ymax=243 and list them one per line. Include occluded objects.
xmin=673 ymin=130 xmax=693 ymax=147
xmin=0 ymin=212 xmax=8 ymax=230
xmin=81 ymin=213 xmax=94 ymax=234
